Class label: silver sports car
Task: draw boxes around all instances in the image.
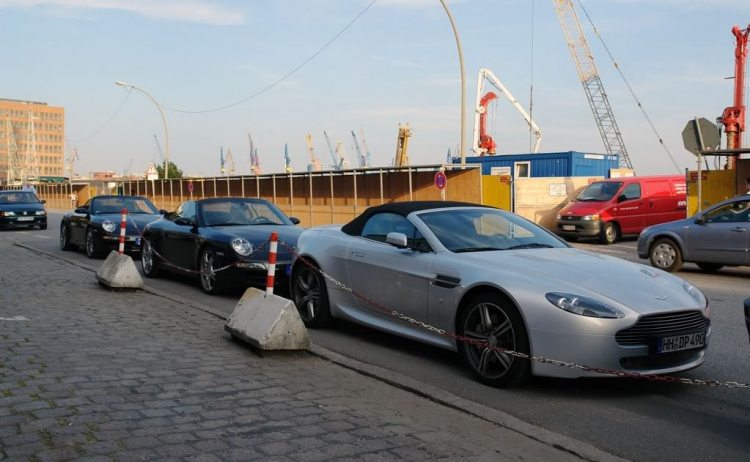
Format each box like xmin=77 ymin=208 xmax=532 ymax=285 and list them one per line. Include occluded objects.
xmin=290 ymin=202 xmax=710 ymax=387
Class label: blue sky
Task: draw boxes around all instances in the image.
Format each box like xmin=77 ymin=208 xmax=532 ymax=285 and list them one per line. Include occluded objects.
xmin=0 ymin=0 xmax=747 ymax=176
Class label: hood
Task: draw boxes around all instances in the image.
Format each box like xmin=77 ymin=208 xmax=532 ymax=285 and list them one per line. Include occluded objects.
xmin=207 ymin=225 xmax=304 ymax=261
xmin=0 ymin=202 xmax=45 ymax=213
xmin=645 ymin=216 xmax=692 ymax=233
xmin=460 ymin=248 xmax=702 ymax=315
xmin=96 ymin=213 xmax=162 ymax=235
xmin=559 ymin=201 xmax=607 ymax=217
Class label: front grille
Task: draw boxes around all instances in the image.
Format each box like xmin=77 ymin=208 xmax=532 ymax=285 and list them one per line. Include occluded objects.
xmin=620 ymin=349 xmax=704 ymax=371
xmin=616 ymin=310 xmax=710 ymax=346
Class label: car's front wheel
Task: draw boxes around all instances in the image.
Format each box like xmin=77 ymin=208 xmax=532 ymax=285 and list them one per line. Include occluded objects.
xmin=292 ymin=263 xmax=331 ymax=328
xmin=649 ymin=238 xmax=683 ymax=272
xmin=85 ymin=227 xmax=103 ymax=259
xmin=457 ymin=293 xmax=531 ymax=388
xmin=199 ymin=247 xmax=224 ymax=295
xmin=600 ymin=222 xmax=619 ymax=245
xmin=60 ymin=223 xmax=73 ymax=251
xmin=141 ymin=240 xmax=162 ymax=278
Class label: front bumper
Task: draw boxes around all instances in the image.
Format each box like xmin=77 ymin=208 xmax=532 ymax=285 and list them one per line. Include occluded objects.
xmin=101 ymin=234 xmax=142 ymax=253
xmin=227 ymin=260 xmax=292 ymax=293
xmin=555 ymin=219 xmax=602 ymax=237
xmin=529 ymin=326 xmax=709 ymax=379
xmin=0 ymin=216 xmax=47 ymax=229
xmin=636 ymin=235 xmax=651 ymax=259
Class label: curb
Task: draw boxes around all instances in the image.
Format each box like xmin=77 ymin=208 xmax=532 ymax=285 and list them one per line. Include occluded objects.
xmin=13 ymin=241 xmax=629 ymax=462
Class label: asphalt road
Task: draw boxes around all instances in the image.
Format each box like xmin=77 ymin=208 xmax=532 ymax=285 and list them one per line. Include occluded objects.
xmin=3 ymin=212 xmax=749 ymax=462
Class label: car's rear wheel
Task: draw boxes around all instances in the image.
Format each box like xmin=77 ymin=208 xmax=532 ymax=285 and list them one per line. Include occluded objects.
xmin=600 ymin=222 xmax=619 ymax=245
xmin=141 ymin=239 xmax=162 ymax=278
xmin=457 ymin=293 xmax=531 ymax=388
xmin=199 ymin=247 xmax=224 ymax=295
xmin=697 ymin=262 xmax=724 ymax=273
xmin=649 ymin=238 xmax=683 ymax=272
xmin=60 ymin=223 xmax=73 ymax=251
xmin=85 ymin=227 xmax=103 ymax=259
xmin=292 ymin=263 xmax=331 ymax=327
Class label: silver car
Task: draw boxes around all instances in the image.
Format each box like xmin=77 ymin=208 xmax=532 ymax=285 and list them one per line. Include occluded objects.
xmin=638 ymin=195 xmax=750 ymax=273
xmin=290 ymin=202 xmax=710 ymax=387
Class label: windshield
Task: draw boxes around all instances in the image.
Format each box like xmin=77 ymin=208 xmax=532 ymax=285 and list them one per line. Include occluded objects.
xmin=419 ymin=209 xmax=566 ymax=252
xmin=200 ymin=199 xmax=291 ymax=227
xmin=575 ymin=182 xmax=622 ymax=202
xmin=0 ymin=192 xmax=39 ymax=204
xmin=91 ymin=197 xmax=159 ymax=214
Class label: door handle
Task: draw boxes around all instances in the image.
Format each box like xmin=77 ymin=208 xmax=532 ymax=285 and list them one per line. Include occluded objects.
xmin=731 ymin=228 xmax=747 ymax=233
xmin=352 ymin=251 xmax=365 ymax=258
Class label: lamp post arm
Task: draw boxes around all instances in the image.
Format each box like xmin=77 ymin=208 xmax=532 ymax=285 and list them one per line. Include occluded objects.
xmin=439 ymin=0 xmax=467 ymax=165
xmin=130 ymin=86 xmax=170 ymax=179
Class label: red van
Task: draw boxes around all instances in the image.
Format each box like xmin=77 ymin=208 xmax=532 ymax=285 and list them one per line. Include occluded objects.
xmin=555 ymin=175 xmax=687 ymax=244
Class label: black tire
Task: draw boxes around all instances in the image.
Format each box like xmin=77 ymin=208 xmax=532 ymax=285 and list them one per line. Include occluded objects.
xmin=649 ymin=238 xmax=683 ymax=273
xmin=457 ymin=292 xmax=531 ymax=388
xmin=696 ymin=262 xmax=724 ymax=273
xmin=85 ymin=227 xmax=104 ymax=259
xmin=599 ymin=222 xmax=619 ymax=245
xmin=199 ymin=247 xmax=225 ymax=295
xmin=39 ymin=224 xmax=47 ymax=230
xmin=292 ymin=261 xmax=332 ymax=328
xmin=141 ymin=239 xmax=162 ymax=278
xmin=60 ymin=223 xmax=73 ymax=251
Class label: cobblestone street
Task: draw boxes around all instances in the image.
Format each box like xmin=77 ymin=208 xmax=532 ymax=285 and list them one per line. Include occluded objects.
xmin=0 ymin=242 xmax=584 ymax=462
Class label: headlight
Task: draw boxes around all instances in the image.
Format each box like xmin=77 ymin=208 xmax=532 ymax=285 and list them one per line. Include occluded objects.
xmin=545 ymin=292 xmax=624 ymax=319
xmin=231 ymin=237 xmax=254 ymax=257
xmin=582 ymin=215 xmax=600 ymax=221
xmin=35 ymin=211 xmax=46 ymax=216
xmin=683 ymin=281 xmax=708 ymax=308
xmin=102 ymin=221 xmax=116 ymax=233
xmin=1 ymin=211 xmax=15 ymax=217
xmin=556 ymin=214 xmax=562 ymax=220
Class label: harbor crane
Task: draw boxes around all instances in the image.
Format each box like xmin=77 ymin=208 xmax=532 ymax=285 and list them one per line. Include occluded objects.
xmin=220 ymin=147 xmax=235 ymax=176
xmin=323 ymin=131 xmax=340 ymax=169
xmin=394 ymin=123 xmax=412 ymax=167
xmin=66 ymin=146 xmax=79 ymax=181
xmin=305 ymin=135 xmax=321 ymax=171
xmin=446 ymin=148 xmax=452 ymax=163
xmin=5 ymin=115 xmax=20 ymax=185
xmin=247 ymin=133 xmax=262 ymax=175
xmin=360 ymin=128 xmax=373 ymax=168
xmin=553 ymin=0 xmax=632 ymax=169
xmin=473 ymin=68 xmax=542 ymax=156
xmin=335 ymin=141 xmax=351 ymax=169
xmin=351 ymin=131 xmax=366 ymax=168
xmin=284 ymin=143 xmax=293 ymax=172
xmin=719 ymin=24 xmax=750 ymax=167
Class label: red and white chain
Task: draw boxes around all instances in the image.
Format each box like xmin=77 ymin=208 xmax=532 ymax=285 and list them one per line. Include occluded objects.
xmin=279 ymin=240 xmax=750 ymax=390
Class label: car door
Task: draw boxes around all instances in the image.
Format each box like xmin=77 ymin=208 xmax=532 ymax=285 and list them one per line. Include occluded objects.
xmin=614 ymin=182 xmax=647 ymax=233
xmin=644 ymin=179 xmax=680 ymax=226
xmin=162 ymin=202 xmax=199 ymax=270
xmin=346 ymin=213 xmax=434 ymax=323
xmin=70 ymin=199 xmax=91 ymax=245
xmin=687 ymin=199 xmax=750 ymax=265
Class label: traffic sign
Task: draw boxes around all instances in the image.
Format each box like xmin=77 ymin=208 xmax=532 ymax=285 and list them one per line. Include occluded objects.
xmin=187 ymin=181 xmax=194 ymax=193
xmin=434 ymin=171 xmax=447 ymax=190
xmin=682 ymin=118 xmax=720 ymax=156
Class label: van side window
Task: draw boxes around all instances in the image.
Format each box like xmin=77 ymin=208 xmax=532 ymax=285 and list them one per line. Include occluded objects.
xmin=621 ymin=183 xmax=641 ymax=201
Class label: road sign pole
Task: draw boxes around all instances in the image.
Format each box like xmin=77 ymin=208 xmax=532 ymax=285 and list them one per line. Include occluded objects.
xmin=694 ymin=118 xmax=703 ymax=213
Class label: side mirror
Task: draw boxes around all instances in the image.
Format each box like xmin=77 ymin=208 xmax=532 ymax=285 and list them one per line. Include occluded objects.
xmin=695 ymin=216 xmax=706 ymax=225
xmin=74 ymin=207 xmax=87 ymax=214
xmin=386 ymin=232 xmax=408 ymax=249
xmin=617 ymin=194 xmax=627 ymax=203
xmin=159 ymin=209 xmax=168 ymax=215
xmin=290 ymin=217 xmax=301 ymax=225
xmin=40 ymin=200 xmax=46 ymax=204
xmin=175 ymin=217 xmax=195 ymax=227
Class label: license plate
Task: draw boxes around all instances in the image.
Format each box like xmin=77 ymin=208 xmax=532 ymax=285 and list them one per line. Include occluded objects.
xmin=17 ymin=217 xmax=34 ymax=221
xmin=657 ymin=332 xmax=706 ymax=354
xmin=562 ymin=225 xmax=575 ymax=231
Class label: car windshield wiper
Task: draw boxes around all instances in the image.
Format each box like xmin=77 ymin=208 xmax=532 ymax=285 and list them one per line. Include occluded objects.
xmin=454 ymin=247 xmax=505 ymax=253
xmin=507 ymin=243 xmax=555 ymax=250
xmin=207 ymin=223 xmax=243 ymax=227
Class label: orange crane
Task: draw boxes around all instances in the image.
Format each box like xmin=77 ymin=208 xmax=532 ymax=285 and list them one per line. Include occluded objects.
xmin=719 ymin=24 xmax=750 ymax=167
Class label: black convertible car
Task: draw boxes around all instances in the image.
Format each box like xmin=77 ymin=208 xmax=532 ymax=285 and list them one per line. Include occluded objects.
xmin=140 ymin=198 xmax=303 ymax=295
xmin=0 ymin=191 xmax=47 ymax=230
xmin=60 ymin=195 xmax=166 ymax=258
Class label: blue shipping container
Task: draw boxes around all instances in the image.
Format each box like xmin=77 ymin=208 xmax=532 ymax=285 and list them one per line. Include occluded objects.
xmin=453 ymin=151 xmax=619 ymax=178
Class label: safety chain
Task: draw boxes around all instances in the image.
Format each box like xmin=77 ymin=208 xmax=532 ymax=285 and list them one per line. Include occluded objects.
xmin=278 ymin=240 xmax=750 ymax=390
xmin=128 ymin=216 xmax=270 ymax=276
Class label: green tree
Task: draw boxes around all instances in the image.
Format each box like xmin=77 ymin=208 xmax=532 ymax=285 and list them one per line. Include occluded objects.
xmin=156 ymin=162 xmax=183 ymax=179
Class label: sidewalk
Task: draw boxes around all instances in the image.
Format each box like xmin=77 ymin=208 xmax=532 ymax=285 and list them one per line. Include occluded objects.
xmin=1 ymin=241 xmax=585 ymax=462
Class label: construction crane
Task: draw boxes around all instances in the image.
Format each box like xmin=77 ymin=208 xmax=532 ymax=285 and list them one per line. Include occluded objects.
xmin=553 ymin=0 xmax=633 ymax=170
xmin=351 ymin=131 xmax=365 ymax=168
xmin=360 ymin=128 xmax=373 ymax=168
xmin=446 ymin=148 xmax=452 ymax=163
xmin=153 ymin=135 xmax=165 ymax=163
xmin=335 ymin=141 xmax=351 ymax=169
xmin=23 ymin=110 xmax=39 ymax=182
xmin=323 ymin=131 xmax=340 ymax=169
xmin=251 ymin=148 xmax=261 ymax=175
xmin=66 ymin=147 xmax=79 ymax=181
xmin=284 ymin=143 xmax=293 ymax=172
xmin=394 ymin=123 xmax=412 ymax=167
xmin=5 ymin=115 xmax=19 ymax=185
xmin=123 ymin=158 xmax=134 ymax=177
xmin=220 ymin=147 xmax=235 ymax=175
xmin=305 ymin=135 xmax=321 ymax=171
xmin=719 ymin=24 xmax=750 ymax=167
xmin=473 ymin=68 xmax=543 ymax=156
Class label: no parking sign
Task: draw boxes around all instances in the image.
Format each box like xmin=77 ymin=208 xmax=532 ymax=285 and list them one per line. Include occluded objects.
xmin=435 ymin=170 xmax=447 ymax=201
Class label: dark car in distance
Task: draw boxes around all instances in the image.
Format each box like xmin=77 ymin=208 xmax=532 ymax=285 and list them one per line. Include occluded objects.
xmin=0 ymin=191 xmax=47 ymax=230
xmin=60 ymin=195 xmax=166 ymax=258
xmin=140 ymin=198 xmax=304 ymax=295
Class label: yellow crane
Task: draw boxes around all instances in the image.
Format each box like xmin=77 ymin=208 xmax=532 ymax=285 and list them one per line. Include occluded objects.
xmin=306 ymin=135 xmax=321 ymax=171
xmin=394 ymin=123 xmax=412 ymax=167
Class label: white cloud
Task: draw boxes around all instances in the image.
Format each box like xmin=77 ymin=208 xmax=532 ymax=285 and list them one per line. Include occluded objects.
xmin=0 ymin=0 xmax=245 ymax=25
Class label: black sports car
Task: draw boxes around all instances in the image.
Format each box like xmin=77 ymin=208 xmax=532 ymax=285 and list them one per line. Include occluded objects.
xmin=0 ymin=191 xmax=47 ymax=230
xmin=745 ymin=297 xmax=750 ymax=343
xmin=60 ymin=195 xmax=166 ymax=258
xmin=140 ymin=198 xmax=303 ymax=295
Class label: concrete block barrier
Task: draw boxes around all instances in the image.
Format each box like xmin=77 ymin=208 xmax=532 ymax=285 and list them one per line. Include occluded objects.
xmin=95 ymin=251 xmax=144 ymax=290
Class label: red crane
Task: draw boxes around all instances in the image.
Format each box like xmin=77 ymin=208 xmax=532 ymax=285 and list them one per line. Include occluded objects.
xmin=478 ymin=91 xmax=499 ymax=155
xmin=720 ymin=24 xmax=750 ymax=168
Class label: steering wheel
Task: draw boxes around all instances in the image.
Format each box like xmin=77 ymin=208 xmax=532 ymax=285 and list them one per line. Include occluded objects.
xmin=251 ymin=216 xmax=273 ymax=224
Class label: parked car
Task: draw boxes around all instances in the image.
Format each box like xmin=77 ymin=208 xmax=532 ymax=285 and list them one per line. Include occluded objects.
xmin=745 ymin=297 xmax=750 ymax=343
xmin=638 ymin=195 xmax=749 ymax=273
xmin=556 ymin=175 xmax=686 ymax=244
xmin=140 ymin=198 xmax=303 ymax=295
xmin=0 ymin=191 xmax=47 ymax=230
xmin=291 ymin=201 xmax=710 ymax=387
xmin=60 ymin=195 xmax=165 ymax=258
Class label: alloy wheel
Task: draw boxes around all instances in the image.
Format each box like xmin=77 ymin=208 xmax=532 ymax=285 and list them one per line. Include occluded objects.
xmin=86 ymin=229 xmax=95 ymax=257
xmin=200 ymin=250 xmax=216 ymax=292
xmin=463 ymin=302 xmax=516 ymax=379
xmin=60 ymin=225 xmax=67 ymax=249
xmin=142 ymin=241 xmax=154 ymax=274
xmin=294 ymin=267 xmax=321 ymax=322
xmin=652 ymin=243 xmax=675 ymax=269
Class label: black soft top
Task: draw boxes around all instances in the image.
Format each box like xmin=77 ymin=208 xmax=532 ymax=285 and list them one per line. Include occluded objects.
xmin=341 ymin=201 xmax=491 ymax=236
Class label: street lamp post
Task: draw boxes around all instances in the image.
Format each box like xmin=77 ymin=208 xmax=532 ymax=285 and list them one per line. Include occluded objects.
xmin=439 ymin=0 xmax=467 ymax=165
xmin=115 ymin=81 xmax=170 ymax=179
